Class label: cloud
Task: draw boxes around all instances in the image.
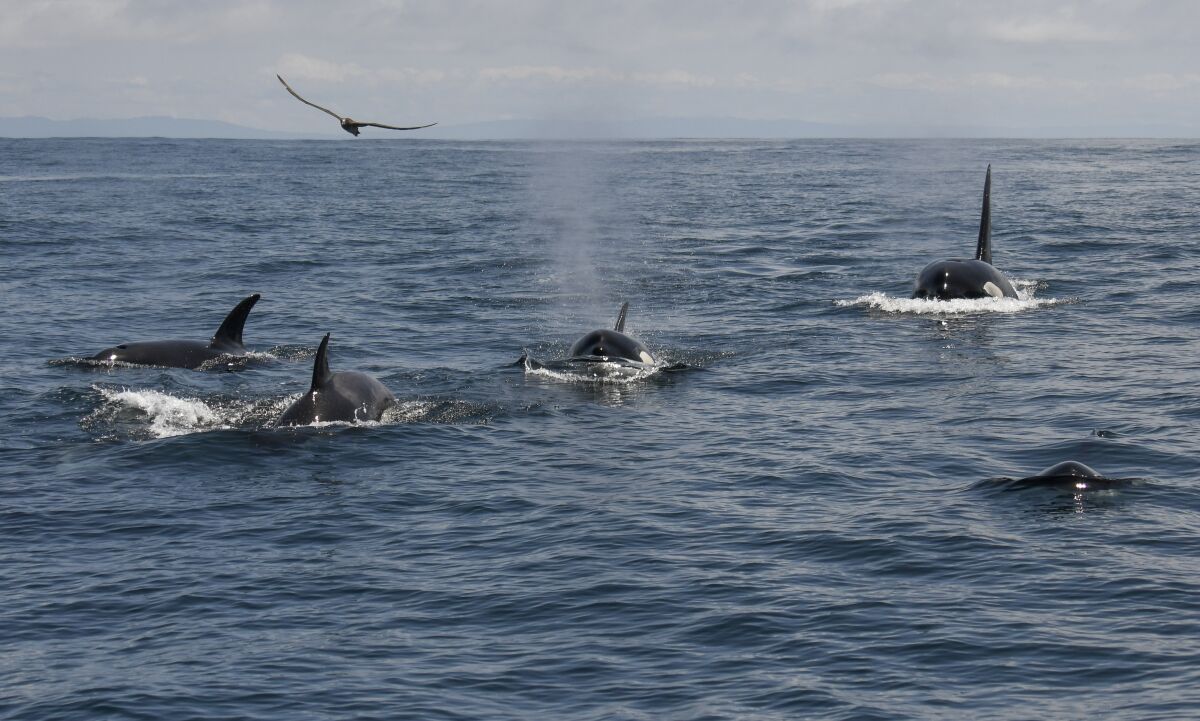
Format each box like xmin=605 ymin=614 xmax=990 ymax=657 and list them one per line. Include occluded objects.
xmin=870 ymin=71 xmax=1091 ymax=92
xmin=0 ymin=70 xmax=27 ymax=95
xmin=1125 ymin=73 xmax=1200 ymax=93
xmin=4 ymin=2 xmax=1200 ymax=133
xmin=0 ymin=0 xmax=278 ymax=48
xmin=632 ymin=70 xmax=718 ymax=88
xmin=272 ymin=53 xmax=448 ymax=96
xmin=0 ymin=0 xmax=127 ymax=48
xmin=983 ymin=17 xmax=1121 ymax=44
xmin=965 ymin=73 xmax=1089 ymax=91
xmin=104 ymin=75 xmax=149 ymax=88
xmin=870 ymin=72 xmax=951 ymax=92
xmin=218 ymin=1 xmax=274 ymax=31
xmin=475 ymin=65 xmax=737 ymax=89
xmin=276 ymin=53 xmax=366 ymax=83
xmin=377 ymin=67 xmax=450 ymax=85
xmin=477 ymin=65 xmax=619 ymax=83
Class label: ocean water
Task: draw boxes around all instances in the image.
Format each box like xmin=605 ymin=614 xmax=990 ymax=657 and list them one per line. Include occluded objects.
xmin=1 ymin=137 xmax=1198 ymax=720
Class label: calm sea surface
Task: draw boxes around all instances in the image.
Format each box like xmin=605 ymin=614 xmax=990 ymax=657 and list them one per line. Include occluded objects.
xmin=1 ymin=138 xmax=1198 ymax=720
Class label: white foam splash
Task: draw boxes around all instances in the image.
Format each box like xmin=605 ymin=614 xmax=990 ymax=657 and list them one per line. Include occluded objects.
xmin=388 ymin=400 xmax=438 ymax=422
xmin=87 ymin=388 xmax=454 ymax=438
xmin=94 ymin=386 xmax=228 ymax=438
xmin=835 ymin=279 xmax=1061 ymax=315
xmin=243 ymin=350 xmax=279 ymax=361
xmin=196 ymin=351 xmax=278 ymax=371
xmin=523 ymin=359 xmax=660 ymax=384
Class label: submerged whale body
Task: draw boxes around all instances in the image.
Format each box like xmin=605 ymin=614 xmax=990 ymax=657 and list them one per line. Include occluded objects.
xmin=913 ymin=166 xmax=1019 ymax=301
xmin=91 ymin=294 xmax=261 ymax=369
xmin=568 ymin=302 xmax=656 ymax=365
xmin=1010 ymin=461 xmax=1124 ymax=490
xmin=275 ymin=334 xmax=396 ymax=426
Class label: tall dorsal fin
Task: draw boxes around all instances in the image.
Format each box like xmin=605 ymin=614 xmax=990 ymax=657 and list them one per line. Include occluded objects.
xmin=975 ymin=165 xmax=992 ymax=264
xmin=614 ymin=302 xmax=629 ymax=332
xmin=210 ymin=294 xmax=260 ymax=349
xmin=310 ymin=333 xmax=333 ymax=391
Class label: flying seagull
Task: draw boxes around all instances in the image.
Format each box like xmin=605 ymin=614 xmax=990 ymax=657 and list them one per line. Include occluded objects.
xmin=276 ymin=74 xmax=436 ymax=136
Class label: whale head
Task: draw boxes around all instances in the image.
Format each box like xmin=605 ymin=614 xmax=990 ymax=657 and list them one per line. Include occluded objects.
xmin=568 ymin=329 xmax=655 ymax=364
xmin=912 ymin=259 xmax=1014 ymax=300
xmin=567 ymin=302 xmax=656 ymax=365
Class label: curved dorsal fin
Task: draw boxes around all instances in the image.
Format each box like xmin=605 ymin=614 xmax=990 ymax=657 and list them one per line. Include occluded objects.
xmin=975 ymin=165 xmax=992 ymax=264
xmin=210 ymin=294 xmax=260 ymax=349
xmin=310 ymin=333 xmax=333 ymax=391
xmin=614 ymin=302 xmax=629 ymax=332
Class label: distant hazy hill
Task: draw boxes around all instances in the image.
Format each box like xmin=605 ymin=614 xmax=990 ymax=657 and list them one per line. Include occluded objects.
xmin=2 ymin=115 xmax=1196 ymax=140
xmin=421 ymin=117 xmax=1200 ymax=139
xmin=421 ymin=117 xmax=867 ymax=139
xmin=426 ymin=117 xmax=986 ymax=139
xmin=0 ymin=116 xmax=326 ymax=139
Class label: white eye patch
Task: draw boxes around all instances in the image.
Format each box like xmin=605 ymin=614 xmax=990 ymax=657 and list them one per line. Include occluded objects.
xmin=983 ymin=281 xmax=1003 ymax=298
xmin=639 ymin=351 xmax=655 ymax=364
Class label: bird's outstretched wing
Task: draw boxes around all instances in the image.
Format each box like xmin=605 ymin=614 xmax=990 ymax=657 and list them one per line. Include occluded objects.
xmin=276 ymin=74 xmax=343 ymax=121
xmin=359 ymin=121 xmax=438 ymax=131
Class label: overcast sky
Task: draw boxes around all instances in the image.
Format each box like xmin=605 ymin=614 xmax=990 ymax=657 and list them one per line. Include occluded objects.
xmin=2 ymin=0 xmax=1198 ymax=135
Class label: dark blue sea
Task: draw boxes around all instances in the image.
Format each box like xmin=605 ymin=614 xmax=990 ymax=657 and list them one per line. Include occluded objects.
xmin=2 ymin=138 xmax=1198 ymax=720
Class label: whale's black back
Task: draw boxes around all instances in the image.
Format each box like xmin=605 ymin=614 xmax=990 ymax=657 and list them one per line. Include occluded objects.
xmin=275 ymin=334 xmax=396 ymax=426
xmin=91 ymin=294 xmax=261 ymax=369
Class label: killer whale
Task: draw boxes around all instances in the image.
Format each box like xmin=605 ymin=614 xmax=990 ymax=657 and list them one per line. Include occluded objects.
xmin=568 ymin=302 xmax=656 ymax=365
xmin=274 ymin=333 xmax=396 ymax=426
xmin=91 ymin=294 xmax=261 ymax=369
xmin=1008 ymin=461 xmax=1127 ymax=491
xmin=912 ymin=165 xmax=1018 ymax=301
